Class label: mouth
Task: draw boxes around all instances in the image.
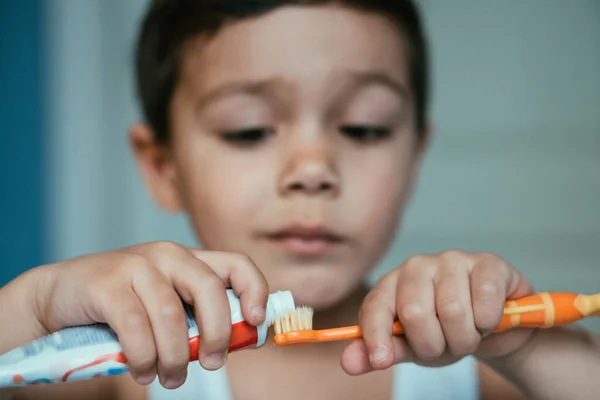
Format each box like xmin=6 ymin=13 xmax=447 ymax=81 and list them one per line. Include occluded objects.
xmin=261 ymin=225 xmax=345 ymax=256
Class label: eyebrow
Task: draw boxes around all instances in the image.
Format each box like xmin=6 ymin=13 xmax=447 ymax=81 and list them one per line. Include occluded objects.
xmin=344 ymin=70 xmax=410 ymax=103
xmin=193 ymin=71 xmax=409 ymax=113
xmin=194 ymin=78 xmax=282 ymax=112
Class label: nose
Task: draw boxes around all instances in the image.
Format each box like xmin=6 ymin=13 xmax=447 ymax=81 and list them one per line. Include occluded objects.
xmin=278 ymin=148 xmax=339 ymax=197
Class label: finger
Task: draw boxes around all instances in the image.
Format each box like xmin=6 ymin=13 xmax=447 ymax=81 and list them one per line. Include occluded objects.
xmin=358 ymin=272 xmax=398 ymax=370
xmin=132 ymin=265 xmax=189 ymax=389
xmin=472 ymin=256 xmax=536 ymax=358
xmin=340 ymin=336 xmax=414 ymax=376
xmin=163 ymin=251 xmax=233 ymax=371
xmin=504 ymin=262 xmax=535 ymax=300
xmin=188 ymin=251 xmax=269 ymax=326
xmin=136 ymin=242 xmax=269 ymax=326
xmin=470 ymin=256 xmax=510 ymax=335
xmin=98 ymin=290 xmax=157 ymax=386
xmin=434 ymin=266 xmax=480 ymax=357
xmin=396 ymin=259 xmax=445 ymax=360
xmin=135 ymin=243 xmax=233 ymax=371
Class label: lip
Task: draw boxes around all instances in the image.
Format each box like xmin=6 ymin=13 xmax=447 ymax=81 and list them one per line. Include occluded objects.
xmin=261 ymin=225 xmax=345 ymax=256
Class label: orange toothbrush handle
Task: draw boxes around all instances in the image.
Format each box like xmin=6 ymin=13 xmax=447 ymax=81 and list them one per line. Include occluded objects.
xmin=495 ymin=292 xmax=585 ymax=332
xmin=318 ymin=321 xmax=404 ymax=341
xmin=391 ymin=320 xmax=404 ymax=335
xmin=389 ymin=292 xmax=587 ymax=336
xmin=386 ymin=293 xmax=586 ymax=338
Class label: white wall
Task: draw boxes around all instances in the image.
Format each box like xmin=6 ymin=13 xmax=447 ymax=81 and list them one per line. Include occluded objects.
xmin=375 ymin=0 xmax=600 ymax=333
xmin=46 ymin=0 xmax=600 ymax=332
xmin=45 ymin=0 xmax=198 ymax=260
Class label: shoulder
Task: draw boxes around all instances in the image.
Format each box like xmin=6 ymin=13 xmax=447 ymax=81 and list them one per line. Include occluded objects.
xmin=392 ymin=357 xmax=479 ymax=400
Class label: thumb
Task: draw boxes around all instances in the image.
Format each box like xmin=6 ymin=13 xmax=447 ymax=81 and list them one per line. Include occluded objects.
xmin=340 ymin=336 xmax=414 ymax=376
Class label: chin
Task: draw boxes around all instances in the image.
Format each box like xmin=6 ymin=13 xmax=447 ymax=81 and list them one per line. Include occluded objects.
xmin=265 ymin=268 xmax=362 ymax=311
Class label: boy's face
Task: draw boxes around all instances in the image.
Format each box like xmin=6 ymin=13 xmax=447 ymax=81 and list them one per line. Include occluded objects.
xmin=132 ymin=5 xmax=428 ymax=309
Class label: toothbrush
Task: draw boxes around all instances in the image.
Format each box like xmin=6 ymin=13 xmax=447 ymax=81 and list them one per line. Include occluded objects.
xmin=273 ymin=292 xmax=600 ymax=346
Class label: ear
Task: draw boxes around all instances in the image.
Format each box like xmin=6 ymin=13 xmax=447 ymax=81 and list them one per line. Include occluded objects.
xmin=129 ymin=123 xmax=183 ymax=213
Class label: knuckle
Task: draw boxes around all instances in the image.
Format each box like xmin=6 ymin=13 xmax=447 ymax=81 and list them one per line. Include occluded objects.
xmin=439 ymin=250 xmax=466 ymax=265
xmin=120 ymin=328 xmax=157 ymax=372
xmin=477 ymin=280 xmax=499 ymax=296
xmin=411 ymin=334 xmax=445 ymax=360
xmin=476 ymin=314 xmax=500 ymax=331
xmin=440 ymin=249 xmax=462 ymax=258
xmin=151 ymin=240 xmax=183 ymax=255
xmin=204 ymin=273 xmax=226 ymax=292
xmin=129 ymin=347 xmax=157 ymax=373
xmin=438 ymin=298 xmax=467 ymax=323
xmin=158 ymin=302 xmax=185 ymax=325
xmin=450 ymin=335 xmax=480 ymax=357
xmin=420 ymin=343 xmax=445 ymax=360
xmin=122 ymin=252 xmax=152 ymax=273
xmin=476 ymin=251 xmax=499 ymax=262
xmin=466 ymin=336 xmax=481 ymax=353
xmin=231 ymin=252 xmax=255 ymax=268
xmin=432 ymin=344 xmax=446 ymax=358
xmin=358 ymin=315 xmax=376 ymax=334
xmin=158 ymin=353 xmax=188 ymax=374
xmin=398 ymin=302 xmax=427 ymax=327
xmin=476 ymin=252 xmax=508 ymax=271
xmin=360 ymin=292 xmax=383 ymax=317
xmin=122 ymin=310 xmax=149 ymax=332
xmin=202 ymin=326 xmax=231 ymax=353
xmin=375 ymin=269 xmax=396 ymax=285
xmin=476 ymin=280 xmax=500 ymax=303
xmin=474 ymin=305 xmax=502 ymax=330
xmin=404 ymin=254 xmax=430 ymax=270
xmin=97 ymin=291 xmax=130 ymax=316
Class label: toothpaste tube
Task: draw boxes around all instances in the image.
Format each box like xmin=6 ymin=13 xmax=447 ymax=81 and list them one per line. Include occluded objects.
xmin=0 ymin=289 xmax=294 ymax=387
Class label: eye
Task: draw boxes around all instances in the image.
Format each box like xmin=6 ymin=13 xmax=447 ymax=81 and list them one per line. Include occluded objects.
xmin=339 ymin=125 xmax=392 ymax=143
xmin=220 ymin=127 xmax=275 ymax=146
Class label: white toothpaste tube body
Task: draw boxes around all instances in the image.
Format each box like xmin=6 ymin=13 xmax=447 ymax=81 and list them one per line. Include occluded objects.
xmin=0 ymin=289 xmax=294 ymax=387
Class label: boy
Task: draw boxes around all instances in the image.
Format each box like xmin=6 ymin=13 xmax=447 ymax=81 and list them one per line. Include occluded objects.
xmin=1 ymin=0 xmax=599 ymax=399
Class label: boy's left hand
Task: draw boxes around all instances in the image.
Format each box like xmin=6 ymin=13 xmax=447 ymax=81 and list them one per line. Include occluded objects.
xmin=341 ymin=251 xmax=536 ymax=375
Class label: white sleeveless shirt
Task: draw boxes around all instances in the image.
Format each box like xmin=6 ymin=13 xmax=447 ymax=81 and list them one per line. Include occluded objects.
xmin=149 ymin=356 xmax=478 ymax=399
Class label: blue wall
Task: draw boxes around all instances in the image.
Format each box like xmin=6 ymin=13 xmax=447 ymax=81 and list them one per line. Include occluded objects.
xmin=0 ymin=0 xmax=45 ymax=285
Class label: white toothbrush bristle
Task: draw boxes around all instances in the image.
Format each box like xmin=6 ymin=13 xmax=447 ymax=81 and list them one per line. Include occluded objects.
xmin=273 ymin=306 xmax=314 ymax=334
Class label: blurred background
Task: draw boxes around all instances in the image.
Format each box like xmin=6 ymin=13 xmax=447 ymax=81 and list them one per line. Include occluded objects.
xmin=0 ymin=0 xmax=598 ymax=332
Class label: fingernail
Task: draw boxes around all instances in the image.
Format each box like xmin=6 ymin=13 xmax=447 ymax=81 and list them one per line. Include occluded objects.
xmin=251 ymin=306 xmax=265 ymax=321
xmin=163 ymin=375 xmax=185 ymax=390
xmin=136 ymin=372 xmax=156 ymax=386
xmin=369 ymin=346 xmax=389 ymax=364
xmin=202 ymin=353 xmax=226 ymax=370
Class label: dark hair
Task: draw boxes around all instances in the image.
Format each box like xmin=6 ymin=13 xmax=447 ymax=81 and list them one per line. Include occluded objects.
xmin=135 ymin=0 xmax=429 ymax=144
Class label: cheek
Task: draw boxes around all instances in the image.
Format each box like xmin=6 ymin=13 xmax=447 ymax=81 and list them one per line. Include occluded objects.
xmin=345 ymin=149 xmax=415 ymax=252
xmin=204 ymin=170 xmax=262 ymax=216
xmin=177 ymin=148 xmax=272 ymax=243
xmin=351 ymin=156 xmax=411 ymax=217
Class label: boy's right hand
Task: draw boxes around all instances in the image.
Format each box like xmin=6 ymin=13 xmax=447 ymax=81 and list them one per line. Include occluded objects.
xmin=5 ymin=241 xmax=269 ymax=389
